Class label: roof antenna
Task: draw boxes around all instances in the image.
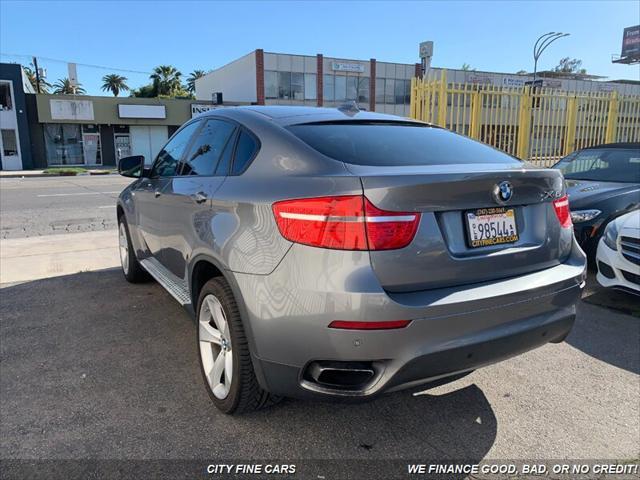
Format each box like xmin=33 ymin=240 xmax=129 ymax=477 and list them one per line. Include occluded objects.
xmin=338 ymin=100 xmax=360 ymax=116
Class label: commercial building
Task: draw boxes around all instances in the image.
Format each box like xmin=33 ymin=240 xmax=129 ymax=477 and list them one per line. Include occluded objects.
xmin=0 ymin=63 xmax=34 ymax=170
xmin=26 ymin=94 xmax=201 ymax=169
xmin=196 ymin=50 xmax=420 ymax=116
xmin=195 ymin=49 xmax=640 ymax=115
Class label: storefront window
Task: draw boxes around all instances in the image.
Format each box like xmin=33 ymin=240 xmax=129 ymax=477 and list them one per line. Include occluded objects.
xmin=43 ymin=124 xmax=102 ymax=165
xmin=346 ymin=77 xmax=357 ymax=101
xmin=265 ymin=71 xmax=278 ymax=99
xmin=323 ymin=75 xmax=334 ymax=101
xmin=304 ymin=74 xmax=316 ymax=100
xmin=335 ymin=76 xmax=347 ymax=102
xmin=291 ymin=73 xmax=304 ymax=101
xmin=385 ymin=78 xmax=395 ymax=104
xmin=395 ymin=79 xmax=406 ymax=104
xmin=376 ymin=78 xmax=385 ymax=104
xmin=357 ymin=77 xmax=370 ymax=104
xmin=278 ymin=72 xmax=291 ymax=100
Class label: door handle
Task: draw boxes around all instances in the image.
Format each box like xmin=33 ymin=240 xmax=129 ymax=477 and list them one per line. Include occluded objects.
xmin=191 ymin=191 xmax=208 ymax=204
xmin=154 ymin=190 xmax=162 ymax=198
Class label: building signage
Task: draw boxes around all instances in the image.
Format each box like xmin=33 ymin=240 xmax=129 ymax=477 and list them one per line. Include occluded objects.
xmin=542 ymin=79 xmax=562 ymax=89
xmin=502 ymin=77 xmax=526 ymax=88
xmin=467 ymin=74 xmax=492 ymax=85
xmin=50 ymin=99 xmax=94 ymax=121
xmin=621 ymin=25 xmax=640 ymax=58
xmin=331 ymin=62 xmax=365 ymax=73
xmin=118 ymin=104 xmax=166 ymax=119
xmin=191 ymin=104 xmax=218 ymax=118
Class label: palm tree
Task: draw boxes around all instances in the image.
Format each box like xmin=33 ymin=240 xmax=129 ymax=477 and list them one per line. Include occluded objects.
xmin=22 ymin=64 xmax=51 ymax=93
xmin=101 ymin=74 xmax=129 ymax=97
xmin=186 ymin=70 xmax=205 ymax=94
xmin=150 ymin=65 xmax=182 ymax=96
xmin=52 ymin=78 xmax=86 ymax=95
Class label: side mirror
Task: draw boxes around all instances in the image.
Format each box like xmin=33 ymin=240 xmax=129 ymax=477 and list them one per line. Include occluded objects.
xmin=118 ymin=155 xmax=145 ymax=178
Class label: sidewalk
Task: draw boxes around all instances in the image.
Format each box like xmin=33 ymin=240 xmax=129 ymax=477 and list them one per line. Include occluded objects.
xmin=0 ymin=167 xmax=117 ymax=178
xmin=0 ymin=230 xmax=120 ymax=285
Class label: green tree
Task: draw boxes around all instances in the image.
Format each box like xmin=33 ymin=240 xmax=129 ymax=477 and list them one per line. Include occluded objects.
xmin=23 ymin=64 xmax=51 ymax=93
xmin=461 ymin=63 xmax=475 ymax=71
xmin=130 ymin=84 xmax=156 ymax=98
xmin=186 ymin=70 xmax=206 ymax=94
xmin=554 ymin=57 xmax=586 ymax=74
xmin=52 ymin=78 xmax=86 ymax=95
xmin=101 ymin=74 xmax=129 ymax=97
xmin=150 ymin=65 xmax=182 ymax=96
xmin=516 ymin=70 xmax=528 ymax=75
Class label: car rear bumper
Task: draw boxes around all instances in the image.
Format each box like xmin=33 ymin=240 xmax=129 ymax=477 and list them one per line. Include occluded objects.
xmin=231 ymin=238 xmax=586 ymax=399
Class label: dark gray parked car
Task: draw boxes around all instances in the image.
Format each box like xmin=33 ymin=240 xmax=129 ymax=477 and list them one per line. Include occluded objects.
xmin=117 ymin=106 xmax=586 ymax=414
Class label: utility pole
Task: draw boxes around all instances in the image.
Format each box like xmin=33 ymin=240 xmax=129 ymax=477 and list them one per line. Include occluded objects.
xmin=32 ymin=56 xmax=41 ymax=94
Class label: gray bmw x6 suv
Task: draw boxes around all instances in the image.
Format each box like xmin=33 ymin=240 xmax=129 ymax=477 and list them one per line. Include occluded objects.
xmin=117 ymin=105 xmax=586 ymax=414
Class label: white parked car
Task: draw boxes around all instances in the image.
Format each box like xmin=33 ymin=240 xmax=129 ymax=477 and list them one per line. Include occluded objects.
xmin=596 ymin=210 xmax=640 ymax=294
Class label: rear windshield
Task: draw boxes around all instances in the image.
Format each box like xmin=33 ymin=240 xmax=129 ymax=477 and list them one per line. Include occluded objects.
xmin=554 ymin=148 xmax=640 ymax=183
xmin=287 ymin=122 xmax=521 ymax=166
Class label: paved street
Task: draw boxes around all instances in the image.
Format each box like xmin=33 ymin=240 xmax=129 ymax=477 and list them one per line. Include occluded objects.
xmin=0 ymin=176 xmax=132 ymax=239
xmin=0 ymin=269 xmax=638 ymax=468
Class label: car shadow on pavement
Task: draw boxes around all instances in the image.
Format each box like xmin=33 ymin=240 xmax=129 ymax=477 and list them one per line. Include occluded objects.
xmin=1 ymin=269 xmax=498 ymax=467
xmin=566 ymin=295 xmax=640 ymax=375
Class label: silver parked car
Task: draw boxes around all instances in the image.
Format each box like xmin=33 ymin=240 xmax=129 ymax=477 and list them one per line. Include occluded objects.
xmin=117 ymin=106 xmax=586 ymax=414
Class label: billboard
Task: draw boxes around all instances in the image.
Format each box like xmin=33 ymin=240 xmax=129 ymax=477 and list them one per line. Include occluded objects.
xmin=621 ymin=25 xmax=640 ymax=58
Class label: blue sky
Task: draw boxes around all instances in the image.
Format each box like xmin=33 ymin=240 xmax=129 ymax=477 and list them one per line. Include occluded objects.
xmin=1 ymin=0 xmax=638 ymax=96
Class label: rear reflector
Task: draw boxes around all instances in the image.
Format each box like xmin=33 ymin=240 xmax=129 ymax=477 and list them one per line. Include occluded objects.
xmin=328 ymin=320 xmax=412 ymax=330
xmin=552 ymin=195 xmax=572 ymax=229
xmin=272 ymin=195 xmax=420 ymax=250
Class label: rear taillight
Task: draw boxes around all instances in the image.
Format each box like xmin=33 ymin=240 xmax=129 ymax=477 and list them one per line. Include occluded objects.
xmin=272 ymin=195 xmax=420 ymax=251
xmin=553 ymin=195 xmax=572 ymax=229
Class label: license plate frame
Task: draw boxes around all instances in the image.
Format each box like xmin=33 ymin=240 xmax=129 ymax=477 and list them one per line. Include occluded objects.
xmin=465 ymin=207 xmax=519 ymax=248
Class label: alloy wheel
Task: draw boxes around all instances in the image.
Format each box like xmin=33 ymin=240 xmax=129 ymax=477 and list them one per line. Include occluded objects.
xmin=118 ymin=222 xmax=129 ymax=275
xmin=199 ymin=294 xmax=233 ymax=399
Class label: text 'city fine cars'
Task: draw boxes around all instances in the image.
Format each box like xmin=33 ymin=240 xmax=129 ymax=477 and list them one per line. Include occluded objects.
xmin=116 ymin=106 xmax=586 ymax=414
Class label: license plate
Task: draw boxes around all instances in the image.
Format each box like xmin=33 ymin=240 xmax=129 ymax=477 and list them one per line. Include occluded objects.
xmin=465 ymin=207 xmax=519 ymax=248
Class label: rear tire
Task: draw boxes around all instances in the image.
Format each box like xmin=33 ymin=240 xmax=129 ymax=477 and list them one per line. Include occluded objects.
xmin=196 ymin=277 xmax=280 ymax=414
xmin=118 ymin=216 xmax=149 ymax=283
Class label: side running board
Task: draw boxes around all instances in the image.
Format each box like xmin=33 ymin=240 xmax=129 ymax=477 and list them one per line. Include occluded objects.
xmin=140 ymin=258 xmax=191 ymax=306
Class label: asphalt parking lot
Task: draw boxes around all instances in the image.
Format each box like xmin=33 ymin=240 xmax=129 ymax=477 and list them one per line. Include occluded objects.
xmin=1 ymin=267 xmax=638 ymax=478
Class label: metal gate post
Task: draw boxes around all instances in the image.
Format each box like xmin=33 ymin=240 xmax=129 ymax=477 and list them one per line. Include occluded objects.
xmin=437 ymin=70 xmax=447 ymax=127
xmin=605 ymin=91 xmax=619 ymax=144
xmin=517 ymin=87 xmax=532 ymax=159
xmin=469 ymin=89 xmax=482 ymax=140
xmin=563 ymin=96 xmax=578 ymax=156
xmin=410 ymin=77 xmax=417 ymax=119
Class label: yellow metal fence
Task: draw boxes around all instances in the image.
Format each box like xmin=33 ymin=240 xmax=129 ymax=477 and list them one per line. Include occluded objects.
xmin=410 ymin=71 xmax=640 ymax=166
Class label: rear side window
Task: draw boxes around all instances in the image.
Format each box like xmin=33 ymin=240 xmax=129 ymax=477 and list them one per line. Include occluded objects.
xmin=180 ymin=119 xmax=236 ymax=176
xmin=152 ymin=121 xmax=201 ymax=177
xmin=230 ymin=130 xmax=259 ymax=175
xmin=288 ymin=122 xmax=521 ymax=166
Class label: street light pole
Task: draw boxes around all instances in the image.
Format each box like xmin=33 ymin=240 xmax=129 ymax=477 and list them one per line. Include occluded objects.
xmin=527 ymin=32 xmax=570 ymax=161
xmin=532 ymin=32 xmax=570 ymax=85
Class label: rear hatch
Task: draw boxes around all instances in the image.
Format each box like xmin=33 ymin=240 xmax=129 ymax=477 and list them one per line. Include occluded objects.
xmin=288 ymin=121 xmax=570 ymax=292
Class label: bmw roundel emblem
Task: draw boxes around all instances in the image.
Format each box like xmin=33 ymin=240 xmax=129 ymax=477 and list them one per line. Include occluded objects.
xmin=493 ymin=181 xmax=513 ymax=204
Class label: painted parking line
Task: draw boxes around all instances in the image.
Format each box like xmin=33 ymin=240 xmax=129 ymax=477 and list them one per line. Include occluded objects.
xmin=98 ymin=205 xmax=115 ymax=209
xmin=36 ymin=191 xmax=121 ymax=197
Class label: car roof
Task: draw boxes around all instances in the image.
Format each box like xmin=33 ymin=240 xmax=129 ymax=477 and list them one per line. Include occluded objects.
xmin=199 ymin=105 xmax=429 ymax=127
xmin=582 ymin=142 xmax=640 ymax=150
